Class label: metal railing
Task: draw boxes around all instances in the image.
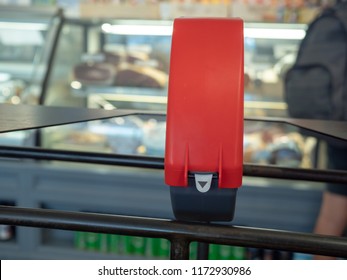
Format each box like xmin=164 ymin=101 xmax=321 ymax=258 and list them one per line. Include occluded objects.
xmin=0 ymin=146 xmax=347 ymax=259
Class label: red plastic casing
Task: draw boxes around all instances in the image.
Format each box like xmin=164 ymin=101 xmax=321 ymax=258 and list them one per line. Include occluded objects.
xmin=165 ymin=18 xmax=244 ymax=188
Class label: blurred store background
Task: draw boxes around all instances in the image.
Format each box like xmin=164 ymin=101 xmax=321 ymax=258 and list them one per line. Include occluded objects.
xmin=0 ymin=0 xmax=339 ymax=260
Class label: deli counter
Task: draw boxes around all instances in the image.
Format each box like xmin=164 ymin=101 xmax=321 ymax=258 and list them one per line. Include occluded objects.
xmin=38 ymin=18 xmax=314 ymax=169
xmin=0 ymin=11 xmax=317 ymax=171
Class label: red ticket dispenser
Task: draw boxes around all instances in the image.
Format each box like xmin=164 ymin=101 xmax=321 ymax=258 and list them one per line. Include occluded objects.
xmin=165 ymin=18 xmax=244 ymax=222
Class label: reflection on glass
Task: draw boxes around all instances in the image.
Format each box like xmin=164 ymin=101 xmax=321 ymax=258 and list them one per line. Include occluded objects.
xmin=41 ymin=117 xmax=317 ymax=169
xmin=44 ymin=19 xmax=306 ymax=120
xmin=0 ymin=8 xmax=59 ymax=147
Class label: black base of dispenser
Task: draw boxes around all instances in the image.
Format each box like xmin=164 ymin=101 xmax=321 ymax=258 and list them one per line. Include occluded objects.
xmin=170 ymin=173 xmax=238 ymax=222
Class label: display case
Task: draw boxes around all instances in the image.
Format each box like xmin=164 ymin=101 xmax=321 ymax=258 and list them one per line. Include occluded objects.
xmin=0 ymin=6 xmax=63 ymax=146
xmin=42 ymin=18 xmax=316 ymax=169
xmin=44 ymin=19 xmax=306 ymax=114
xmin=0 ymin=6 xmax=63 ymax=105
xmin=43 ymin=19 xmax=171 ymax=109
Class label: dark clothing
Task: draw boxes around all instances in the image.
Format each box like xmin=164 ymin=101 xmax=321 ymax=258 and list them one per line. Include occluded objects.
xmin=326 ymin=144 xmax=347 ymax=196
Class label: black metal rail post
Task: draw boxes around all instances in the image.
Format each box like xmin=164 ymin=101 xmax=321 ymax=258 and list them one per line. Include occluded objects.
xmin=170 ymin=239 xmax=190 ymax=260
xmin=197 ymin=243 xmax=210 ymax=260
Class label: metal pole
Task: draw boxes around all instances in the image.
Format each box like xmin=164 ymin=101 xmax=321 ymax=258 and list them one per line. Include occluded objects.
xmin=0 ymin=146 xmax=164 ymax=169
xmin=1 ymin=145 xmax=347 ymax=184
xmin=197 ymin=242 xmax=209 ymax=260
xmin=170 ymin=239 xmax=190 ymax=260
xmin=1 ymin=206 xmax=347 ymax=258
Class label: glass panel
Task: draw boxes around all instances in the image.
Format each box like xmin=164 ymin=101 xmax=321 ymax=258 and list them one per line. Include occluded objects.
xmin=43 ymin=19 xmax=317 ymax=168
xmin=0 ymin=8 xmax=60 ymax=105
xmin=0 ymin=7 xmax=59 ymax=146
xmin=44 ymin=22 xmax=85 ymax=107
xmin=46 ymin=19 xmax=306 ymax=116
xmin=41 ymin=115 xmax=319 ymax=169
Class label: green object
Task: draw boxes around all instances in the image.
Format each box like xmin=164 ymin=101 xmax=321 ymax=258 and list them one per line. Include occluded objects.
xmin=160 ymin=238 xmax=170 ymax=258
xmin=125 ymin=236 xmax=147 ymax=255
xmin=74 ymin=231 xmax=86 ymax=250
xmin=111 ymin=235 xmax=127 ymax=255
xmin=146 ymin=238 xmax=157 ymax=257
xmin=118 ymin=235 xmax=127 ymax=255
xmin=219 ymin=245 xmax=234 ymax=260
xmin=189 ymin=242 xmax=198 ymax=260
xmin=147 ymin=238 xmax=170 ymax=259
xmin=108 ymin=235 xmax=120 ymax=254
xmin=232 ymin=246 xmax=246 ymax=260
xmin=209 ymin=244 xmax=247 ymax=260
xmin=209 ymin=244 xmax=220 ymax=260
xmin=85 ymin=232 xmax=100 ymax=251
xmin=99 ymin=234 xmax=108 ymax=254
xmin=152 ymin=238 xmax=170 ymax=258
